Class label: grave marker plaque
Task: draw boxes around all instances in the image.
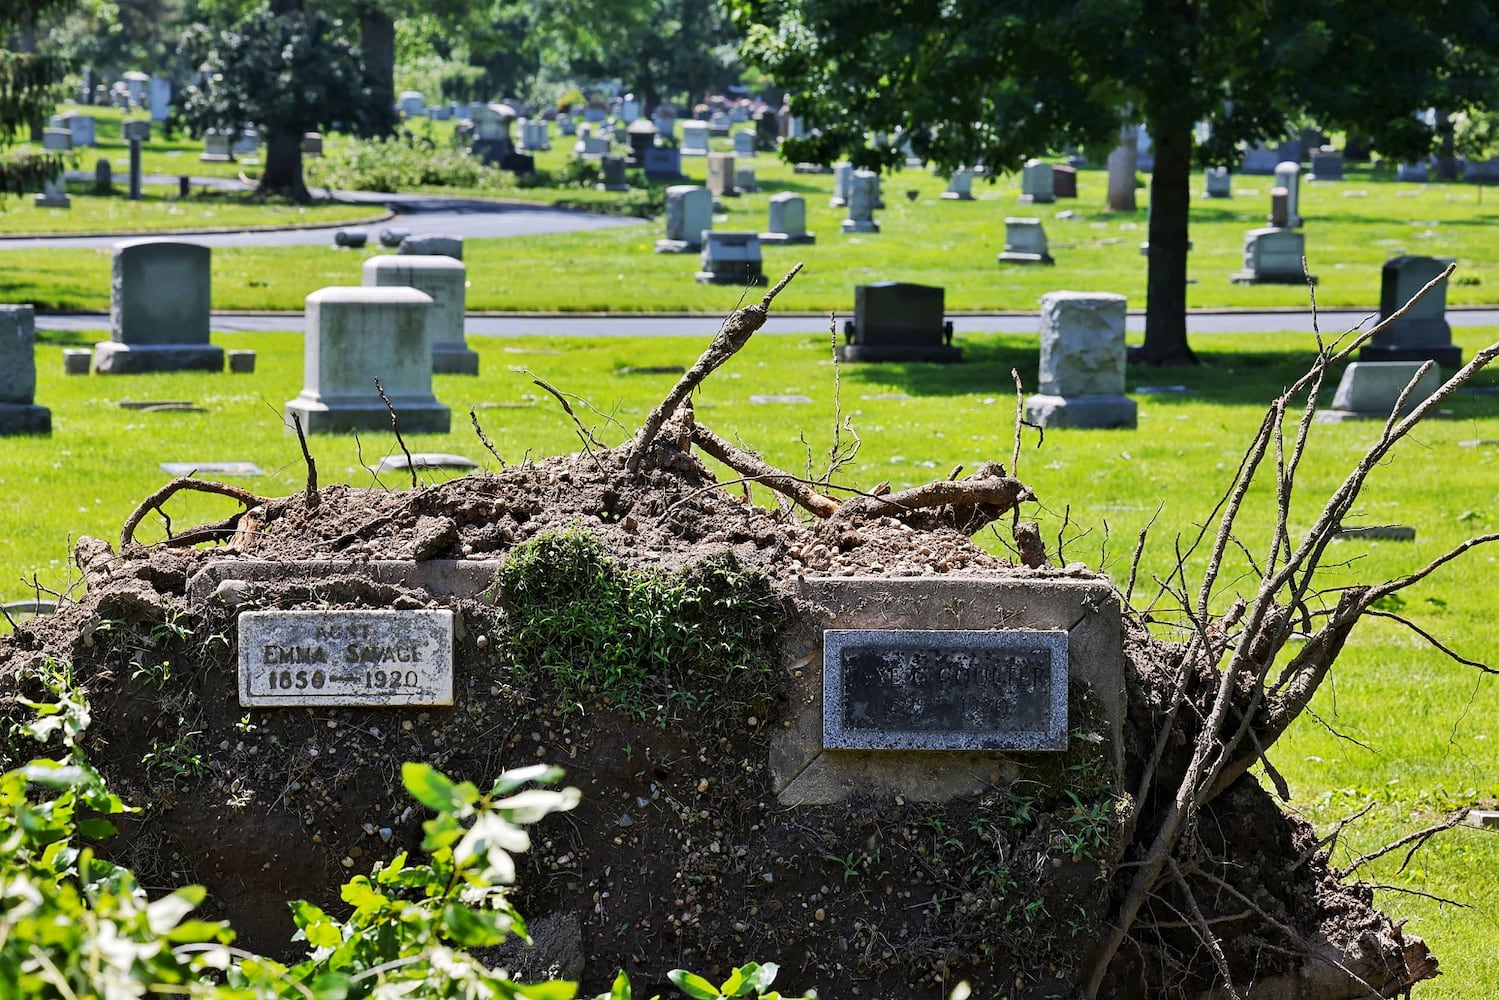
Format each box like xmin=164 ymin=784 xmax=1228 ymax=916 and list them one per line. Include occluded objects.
xmin=239 ymin=609 xmax=453 ymax=707
xmin=823 ymin=629 xmax=1067 ymax=751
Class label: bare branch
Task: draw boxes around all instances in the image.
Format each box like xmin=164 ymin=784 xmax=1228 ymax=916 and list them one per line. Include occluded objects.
xmin=690 ymin=424 xmax=840 ymax=517
xmin=1336 ymin=809 xmax=1471 ymax=879
xmin=290 ymin=411 xmax=319 ymax=508
xmin=373 ymin=377 xmax=417 ymax=490
xmin=469 ymin=407 xmax=506 ymax=467
xmin=120 ymin=478 xmax=266 ymax=551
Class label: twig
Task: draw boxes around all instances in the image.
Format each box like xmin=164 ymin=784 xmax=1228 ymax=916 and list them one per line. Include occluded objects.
xmin=1363 ymin=883 xmax=1473 ymax=908
xmin=469 ymin=407 xmax=505 ymax=467
xmin=120 ymin=478 xmax=266 ymax=550
xmin=1124 ymin=503 xmax=1163 ymax=607
xmin=373 ymin=377 xmax=417 ymax=489
xmin=1365 ymin=609 xmax=1498 ymax=673
xmin=1169 ymin=860 xmax=1243 ymax=1000
xmin=690 ymin=424 xmax=839 ymax=517
xmin=290 ymin=411 xmax=319 ymax=508
xmin=628 ymin=262 xmax=803 ymax=471
xmin=528 ymin=374 xmax=608 ymax=463
xmin=1011 ymin=368 xmax=1025 ymax=475
xmin=1336 ymin=809 xmax=1471 ymax=879
xmin=1292 ymin=801 xmax=1376 ymax=873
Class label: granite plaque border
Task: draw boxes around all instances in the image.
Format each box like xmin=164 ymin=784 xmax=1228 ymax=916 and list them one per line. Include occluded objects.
xmin=823 ymin=628 xmax=1067 ymax=751
xmin=239 ymin=609 xmax=453 ymax=707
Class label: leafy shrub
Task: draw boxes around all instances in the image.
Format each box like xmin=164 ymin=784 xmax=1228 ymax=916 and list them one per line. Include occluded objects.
xmin=306 ymin=129 xmax=505 ymax=193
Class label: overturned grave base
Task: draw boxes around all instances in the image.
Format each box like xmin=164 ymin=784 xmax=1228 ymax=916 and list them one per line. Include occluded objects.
xmin=0 ymin=272 xmax=1448 ymax=999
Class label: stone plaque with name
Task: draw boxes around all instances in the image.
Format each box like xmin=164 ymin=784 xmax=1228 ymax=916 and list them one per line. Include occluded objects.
xmin=239 ymin=610 xmax=453 ymax=707
xmin=823 ymin=629 xmax=1067 ymax=750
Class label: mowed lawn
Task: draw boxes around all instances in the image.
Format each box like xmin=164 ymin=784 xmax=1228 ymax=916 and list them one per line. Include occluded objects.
xmin=3 ymin=322 xmax=1497 ymax=995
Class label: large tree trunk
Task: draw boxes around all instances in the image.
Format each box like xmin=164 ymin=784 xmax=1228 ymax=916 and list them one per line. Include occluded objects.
xmin=257 ymin=131 xmax=309 ymax=202
xmin=358 ymin=3 xmax=398 ymax=137
xmin=1134 ymin=122 xmax=1197 ymax=366
xmin=1105 ymin=123 xmax=1138 ymax=212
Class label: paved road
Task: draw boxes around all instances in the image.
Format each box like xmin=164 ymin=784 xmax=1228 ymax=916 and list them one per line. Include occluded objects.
xmin=1 ymin=174 xmax=644 ymax=250
xmin=33 ymin=307 xmax=1499 ymax=338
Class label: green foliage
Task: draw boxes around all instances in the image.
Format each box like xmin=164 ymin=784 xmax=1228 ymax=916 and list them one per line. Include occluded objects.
xmin=494 ymin=526 xmax=784 ymax=716
xmin=307 ymin=128 xmax=502 ymax=192
xmin=665 ymin=961 xmax=812 ymax=1000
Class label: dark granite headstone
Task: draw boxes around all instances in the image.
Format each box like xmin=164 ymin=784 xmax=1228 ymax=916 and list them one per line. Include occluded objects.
xmin=822 ymin=629 xmax=1068 ymax=751
xmin=1361 ymin=255 xmax=1460 ymax=367
xmin=838 ymin=282 xmax=959 ymax=362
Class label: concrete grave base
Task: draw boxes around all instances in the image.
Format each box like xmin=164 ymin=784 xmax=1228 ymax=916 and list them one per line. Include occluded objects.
xmin=34 ymin=195 xmax=71 ymax=209
xmin=770 ymin=575 xmax=1125 ymax=807
xmin=757 ymin=231 xmax=816 ymax=245
xmin=840 ymin=219 xmax=879 ymax=233
xmin=433 ymin=344 xmax=481 ymax=375
xmin=695 ymin=267 xmax=765 ymax=285
xmin=835 ymin=344 xmax=960 ymax=363
xmin=998 ymin=251 xmax=1054 ymax=265
xmin=284 ymin=397 xmax=451 ymax=434
xmin=1023 ymin=393 xmax=1138 ymax=429
xmin=1357 ymin=343 xmax=1462 ymax=368
xmin=0 ymin=403 xmax=51 ymax=436
xmin=92 ymin=342 xmax=225 ymax=374
xmin=653 ymin=239 xmax=700 ymax=254
xmin=1229 ymin=269 xmax=1317 ymax=285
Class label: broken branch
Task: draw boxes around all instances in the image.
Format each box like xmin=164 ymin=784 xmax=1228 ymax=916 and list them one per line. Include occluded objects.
xmin=120 ymin=478 xmax=267 ymax=551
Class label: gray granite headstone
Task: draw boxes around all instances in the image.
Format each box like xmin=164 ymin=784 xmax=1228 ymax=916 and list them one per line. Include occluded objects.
xmin=94 ymin=240 xmax=223 ymax=374
xmin=0 ymin=305 xmax=50 ymax=435
xmin=398 ymin=234 xmax=464 ymax=260
xmin=284 ymin=286 xmax=450 ymax=434
xmin=695 ymin=232 xmax=764 ymax=285
xmin=655 ymin=185 xmax=712 ymax=253
xmin=363 ymin=255 xmax=478 ymax=375
xmin=1020 ymin=159 xmax=1055 ymax=204
xmin=841 ymin=170 xmax=880 ymax=233
xmin=942 ymin=169 xmax=974 ymax=200
xmin=838 ymin=282 xmax=958 ymax=363
xmin=1318 ymin=361 xmax=1442 ymax=422
xmin=1023 ymin=291 xmax=1136 ymax=429
xmin=822 ymin=629 xmax=1068 ymax=751
xmin=998 ymin=217 xmax=1053 ymax=265
xmin=1361 ymin=255 xmax=1460 ymax=367
xmin=707 ymin=152 xmax=737 ymax=198
xmin=238 ymin=609 xmax=453 ymax=707
xmin=760 ymin=192 xmax=815 ymax=245
xmin=1231 ymin=227 xmax=1311 ymax=284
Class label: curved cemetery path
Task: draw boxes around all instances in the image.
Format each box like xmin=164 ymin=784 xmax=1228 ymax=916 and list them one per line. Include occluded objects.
xmin=0 ymin=173 xmax=645 ymax=250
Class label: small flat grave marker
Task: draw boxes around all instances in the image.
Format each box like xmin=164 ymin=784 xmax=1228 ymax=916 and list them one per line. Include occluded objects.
xmin=239 ymin=609 xmax=453 ymax=707
xmin=119 ymin=399 xmax=193 ymax=410
xmin=860 ymin=392 xmax=911 ymax=400
xmin=750 ymin=394 xmax=812 ymax=405
xmin=614 ymin=365 xmax=687 ymax=376
xmin=823 ymin=628 xmax=1068 ymax=751
xmin=160 ymin=461 xmax=264 ymax=477
xmin=1333 ymin=525 xmax=1416 ymax=542
xmin=1134 ymin=385 xmax=1195 ymax=395
xmin=376 ymin=453 xmax=479 ymax=474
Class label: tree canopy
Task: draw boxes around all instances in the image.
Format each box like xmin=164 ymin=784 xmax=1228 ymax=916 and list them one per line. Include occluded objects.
xmin=1 ymin=0 xmax=81 ymax=196
xmin=176 ymin=2 xmax=377 ymax=199
xmin=733 ymin=0 xmax=1499 ymax=363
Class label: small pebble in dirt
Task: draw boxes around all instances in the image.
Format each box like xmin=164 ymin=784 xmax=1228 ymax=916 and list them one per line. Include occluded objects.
xmin=746 ymin=716 xmax=758 ymax=726
xmin=378 ymin=828 xmax=392 ymax=843
xmin=341 ymin=856 xmax=354 ymax=868
xmin=401 ymin=721 xmax=413 ymax=731
xmin=815 ymin=908 xmax=826 ymax=922
xmin=476 ymin=635 xmax=488 ymax=649
xmin=697 ymin=779 xmax=710 ymax=793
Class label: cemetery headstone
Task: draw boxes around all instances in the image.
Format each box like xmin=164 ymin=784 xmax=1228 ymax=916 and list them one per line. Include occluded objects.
xmin=620 ymin=95 xmax=641 ymax=123
xmin=1240 ymin=142 xmax=1279 ymax=175
xmin=642 ymin=146 xmax=683 ymax=180
xmin=398 ymin=234 xmax=464 ymax=260
xmin=398 ymin=91 xmax=426 ymax=117
xmin=227 ymin=350 xmax=256 ymax=374
xmin=651 ymin=113 xmax=675 ymax=140
xmin=680 ymin=120 xmax=710 ymax=156
xmin=334 ymin=229 xmax=369 ymax=249
xmin=200 ymin=128 xmax=234 ymax=162
xmin=231 ymin=126 xmax=260 ymax=157
xmin=708 ymin=112 xmax=731 ymax=136
xmin=557 ymin=115 xmax=577 ymax=137
xmin=624 ymin=119 xmax=656 ymax=164
xmin=735 ymin=167 xmax=759 ymax=193
xmin=597 ymin=155 xmax=630 ymax=192
xmin=1397 ymin=161 xmax=1428 ymax=182
xmin=0 ymin=305 xmax=50 ymax=436
xmin=655 ymin=185 xmax=712 ymax=253
xmin=62 ymin=348 xmax=92 ymax=375
xmin=1231 ymin=227 xmax=1312 ymax=284
xmin=1022 ymin=291 xmax=1137 ymax=429
xmin=1272 ymin=161 xmax=1302 ymax=226
xmin=35 ymin=128 xmax=72 ymax=208
xmin=1020 ymin=159 xmax=1055 ymax=203
xmin=470 ymin=104 xmax=515 ymax=165
xmin=942 ymin=169 xmax=974 ymax=200
xmin=428 ymin=106 xmax=451 ymax=121
xmin=842 ymin=170 xmax=881 ymax=233
xmin=1274 ymin=138 xmax=1304 ymax=164
xmin=377 ymin=453 xmax=479 ymax=475
xmin=285 ymin=286 xmax=450 ymax=434
xmin=53 ymin=114 xmax=95 ymax=146
xmin=1318 ymin=361 xmax=1442 ymax=422
xmin=707 ymin=152 xmax=737 ymax=199
xmin=998 ymin=218 xmax=1054 ymax=265
xmin=754 ymin=110 xmax=779 ymax=151
xmin=364 ymin=255 xmax=478 ymax=376
xmin=378 ymin=228 xmax=410 ymax=248
xmin=1051 ymin=164 xmax=1078 ymax=199
xmin=93 ymin=158 xmax=112 ymax=195
xmin=837 ymin=282 xmax=958 ymax=363
xmin=521 ymin=120 xmax=550 ymax=151
xmin=733 ymin=130 xmax=756 ymax=157
xmin=94 ymin=240 xmax=224 ymax=374
xmin=759 ymin=192 xmax=815 ymax=245
xmin=302 ymin=132 xmax=323 ymax=158
xmin=1310 ymin=148 xmax=1343 ymax=180
xmin=1204 ymin=166 xmax=1231 ymax=198
xmin=829 ymin=162 xmax=852 ymax=207
xmin=1360 ymin=255 xmax=1460 ymax=367
xmin=695 ymin=232 xmax=765 ymax=285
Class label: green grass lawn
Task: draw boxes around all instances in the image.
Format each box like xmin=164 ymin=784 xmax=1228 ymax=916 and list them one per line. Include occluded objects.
xmin=2 ymin=323 xmax=1497 ymax=995
xmin=7 ymin=108 xmax=1499 ymax=314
